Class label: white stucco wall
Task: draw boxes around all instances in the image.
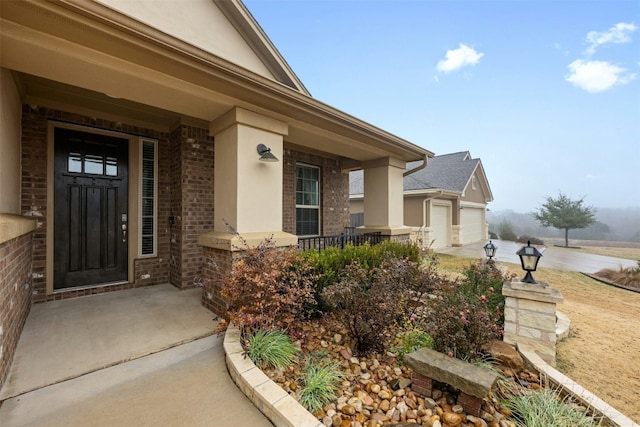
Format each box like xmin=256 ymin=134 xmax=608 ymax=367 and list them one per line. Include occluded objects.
xmin=0 ymin=68 xmax=22 ymax=214
xmin=98 ymin=0 xmax=275 ymax=80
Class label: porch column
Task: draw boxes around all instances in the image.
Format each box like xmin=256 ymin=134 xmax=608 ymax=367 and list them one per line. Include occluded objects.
xmin=200 ymin=107 xmax=298 ymax=248
xmin=452 ymin=199 xmax=462 ymax=246
xmin=360 ymin=157 xmax=411 ymax=239
xmin=198 ymin=107 xmax=297 ymax=315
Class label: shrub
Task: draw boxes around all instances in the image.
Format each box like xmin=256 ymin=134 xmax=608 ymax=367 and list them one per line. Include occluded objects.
xmin=297 ymin=358 xmax=343 ymax=413
xmin=220 ymin=236 xmax=315 ymax=330
xmin=459 ymin=259 xmax=513 ymax=326
xmin=516 ymin=235 xmax=545 ymax=245
xmin=594 ymin=262 xmax=640 ymax=289
xmin=424 ymin=259 xmax=512 ymax=360
xmin=427 ymin=280 xmax=503 ymax=360
xmin=246 ymin=329 xmax=299 ymax=370
xmin=303 ymin=241 xmax=421 ymax=312
xmin=322 ymin=257 xmax=416 ymax=354
xmin=391 ymin=318 xmax=434 ymax=362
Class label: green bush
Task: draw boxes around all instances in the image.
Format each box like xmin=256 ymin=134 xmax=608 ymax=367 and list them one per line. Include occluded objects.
xmin=391 ymin=319 xmax=434 ymax=362
xmin=303 ymin=241 xmax=421 ymax=312
xmin=297 ymin=359 xmax=343 ymax=413
xmin=246 ymin=329 xmax=299 ymax=370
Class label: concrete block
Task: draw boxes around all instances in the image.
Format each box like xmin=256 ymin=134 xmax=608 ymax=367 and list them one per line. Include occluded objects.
xmin=516 ymin=325 xmax=542 ymax=340
xmin=518 ymin=298 xmax=556 ymax=314
xmin=273 ymin=395 xmax=325 ymax=427
xmin=518 ymin=310 xmax=556 ymax=331
xmin=404 ymin=348 xmax=498 ymax=398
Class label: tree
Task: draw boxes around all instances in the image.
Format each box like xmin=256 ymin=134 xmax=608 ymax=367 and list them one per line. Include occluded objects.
xmin=496 ymin=219 xmax=518 ymax=241
xmin=532 ymin=193 xmax=596 ymax=247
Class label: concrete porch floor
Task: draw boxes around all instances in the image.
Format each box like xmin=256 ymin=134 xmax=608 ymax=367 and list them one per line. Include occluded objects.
xmin=0 ymin=284 xmax=273 ymax=426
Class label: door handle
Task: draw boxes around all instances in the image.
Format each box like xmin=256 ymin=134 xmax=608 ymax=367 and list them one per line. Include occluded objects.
xmin=122 ymin=223 xmax=127 ymax=243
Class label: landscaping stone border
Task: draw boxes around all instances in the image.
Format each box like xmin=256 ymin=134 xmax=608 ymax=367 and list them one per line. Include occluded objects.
xmin=518 ymin=342 xmax=639 ymax=427
xmin=223 ymin=326 xmax=324 ymax=427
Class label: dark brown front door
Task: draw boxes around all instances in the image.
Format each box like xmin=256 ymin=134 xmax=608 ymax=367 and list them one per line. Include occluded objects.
xmin=54 ymin=128 xmax=129 ymax=289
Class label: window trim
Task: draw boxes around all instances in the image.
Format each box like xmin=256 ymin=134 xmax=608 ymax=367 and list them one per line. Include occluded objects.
xmin=139 ymin=138 xmax=157 ymax=257
xmin=295 ymin=163 xmax=321 ymax=237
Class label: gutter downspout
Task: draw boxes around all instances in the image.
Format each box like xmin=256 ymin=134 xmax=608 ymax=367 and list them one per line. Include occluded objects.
xmin=401 ymin=154 xmax=431 ymax=247
xmin=403 ymin=154 xmax=429 ymax=177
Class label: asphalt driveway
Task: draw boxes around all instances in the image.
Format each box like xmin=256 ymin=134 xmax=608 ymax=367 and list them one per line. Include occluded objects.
xmin=435 ymin=240 xmax=637 ymax=274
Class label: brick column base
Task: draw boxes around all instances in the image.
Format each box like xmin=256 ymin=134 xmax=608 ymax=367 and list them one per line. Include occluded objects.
xmin=411 ymin=372 xmax=433 ymax=397
xmin=410 ymin=372 xmax=484 ymax=417
xmin=458 ymin=391 xmax=483 ymax=417
xmin=200 ymin=246 xmax=235 ymax=317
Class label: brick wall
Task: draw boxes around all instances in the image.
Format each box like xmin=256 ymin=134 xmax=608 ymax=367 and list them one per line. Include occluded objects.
xmin=169 ymin=126 xmax=183 ymax=287
xmin=21 ymin=105 xmax=171 ymax=300
xmin=0 ymin=232 xmax=33 ymax=388
xmin=21 ymin=106 xmax=47 ymax=302
xmin=170 ymin=124 xmax=214 ymax=289
xmin=282 ymin=146 xmax=349 ymax=236
xmin=200 ymin=246 xmax=235 ymax=316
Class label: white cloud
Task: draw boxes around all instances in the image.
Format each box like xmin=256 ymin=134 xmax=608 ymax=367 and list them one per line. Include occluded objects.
xmin=585 ymin=22 xmax=637 ymax=56
xmin=585 ymin=174 xmax=598 ymax=181
xmin=436 ymin=44 xmax=484 ymax=73
xmin=566 ymin=59 xmax=636 ymax=93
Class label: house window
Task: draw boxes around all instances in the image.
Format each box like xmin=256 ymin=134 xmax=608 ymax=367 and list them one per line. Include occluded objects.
xmin=296 ymin=164 xmax=320 ymax=236
xmin=140 ymin=139 xmax=157 ymax=256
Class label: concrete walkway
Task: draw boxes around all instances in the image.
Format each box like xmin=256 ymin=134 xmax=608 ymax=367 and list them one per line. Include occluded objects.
xmin=435 ymin=240 xmax=637 ymax=274
xmin=0 ymin=284 xmax=273 ymax=427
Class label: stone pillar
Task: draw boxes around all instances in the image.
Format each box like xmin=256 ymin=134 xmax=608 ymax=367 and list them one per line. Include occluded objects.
xmin=198 ymin=107 xmax=297 ymax=315
xmin=502 ymin=281 xmax=564 ymax=366
xmin=360 ymin=157 xmax=411 ymax=240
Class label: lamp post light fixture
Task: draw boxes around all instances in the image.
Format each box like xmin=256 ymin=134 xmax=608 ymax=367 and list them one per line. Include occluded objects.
xmin=483 ymin=240 xmax=497 ymax=260
xmin=516 ymin=240 xmax=543 ymax=284
xmin=257 ymin=144 xmax=279 ymax=162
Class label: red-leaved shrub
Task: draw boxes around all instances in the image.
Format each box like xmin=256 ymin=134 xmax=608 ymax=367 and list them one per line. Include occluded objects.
xmin=220 ymin=237 xmax=315 ymax=331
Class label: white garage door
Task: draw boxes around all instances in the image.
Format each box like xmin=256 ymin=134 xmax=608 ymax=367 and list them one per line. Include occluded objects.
xmin=461 ymin=207 xmax=484 ymax=244
xmin=431 ymin=205 xmax=450 ymax=249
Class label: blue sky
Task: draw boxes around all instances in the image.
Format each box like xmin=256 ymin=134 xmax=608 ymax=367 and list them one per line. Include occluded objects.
xmin=244 ymin=0 xmax=640 ymax=212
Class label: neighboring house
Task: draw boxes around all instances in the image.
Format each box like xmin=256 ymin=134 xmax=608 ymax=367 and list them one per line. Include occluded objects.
xmin=0 ymin=0 xmax=432 ymax=389
xmin=350 ymin=151 xmax=493 ymax=249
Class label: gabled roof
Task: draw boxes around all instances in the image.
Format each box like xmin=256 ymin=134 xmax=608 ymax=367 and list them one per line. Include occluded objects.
xmin=1 ymin=0 xmax=430 ymax=163
xmin=350 ymin=151 xmax=493 ymax=201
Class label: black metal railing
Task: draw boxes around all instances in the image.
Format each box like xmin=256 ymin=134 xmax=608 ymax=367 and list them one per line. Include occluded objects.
xmin=298 ymin=231 xmax=383 ymax=252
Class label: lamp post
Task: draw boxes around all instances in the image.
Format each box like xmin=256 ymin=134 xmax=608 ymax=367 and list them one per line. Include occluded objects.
xmin=483 ymin=240 xmax=497 ymax=260
xmin=516 ymin=240 xmax=543 ymax=284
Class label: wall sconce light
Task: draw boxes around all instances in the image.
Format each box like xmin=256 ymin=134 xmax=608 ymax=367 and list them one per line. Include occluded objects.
xmin=516 ymin=240 xmax=543 ymax=284
xmin=483 ymin=240 xmax=497 ymax=260
xmin=257 ymin=144 xmax=279 ymax=162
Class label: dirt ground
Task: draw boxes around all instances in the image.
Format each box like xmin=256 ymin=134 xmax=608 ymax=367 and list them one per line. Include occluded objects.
xmin=505 ymin=260 xmax=640 ymax=423
xmin=550 ymin=270 xmax=640 ymax=423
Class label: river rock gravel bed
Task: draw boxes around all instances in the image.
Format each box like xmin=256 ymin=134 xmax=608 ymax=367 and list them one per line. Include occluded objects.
xmin=256 ymin=315 xmax=551 ymax=427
